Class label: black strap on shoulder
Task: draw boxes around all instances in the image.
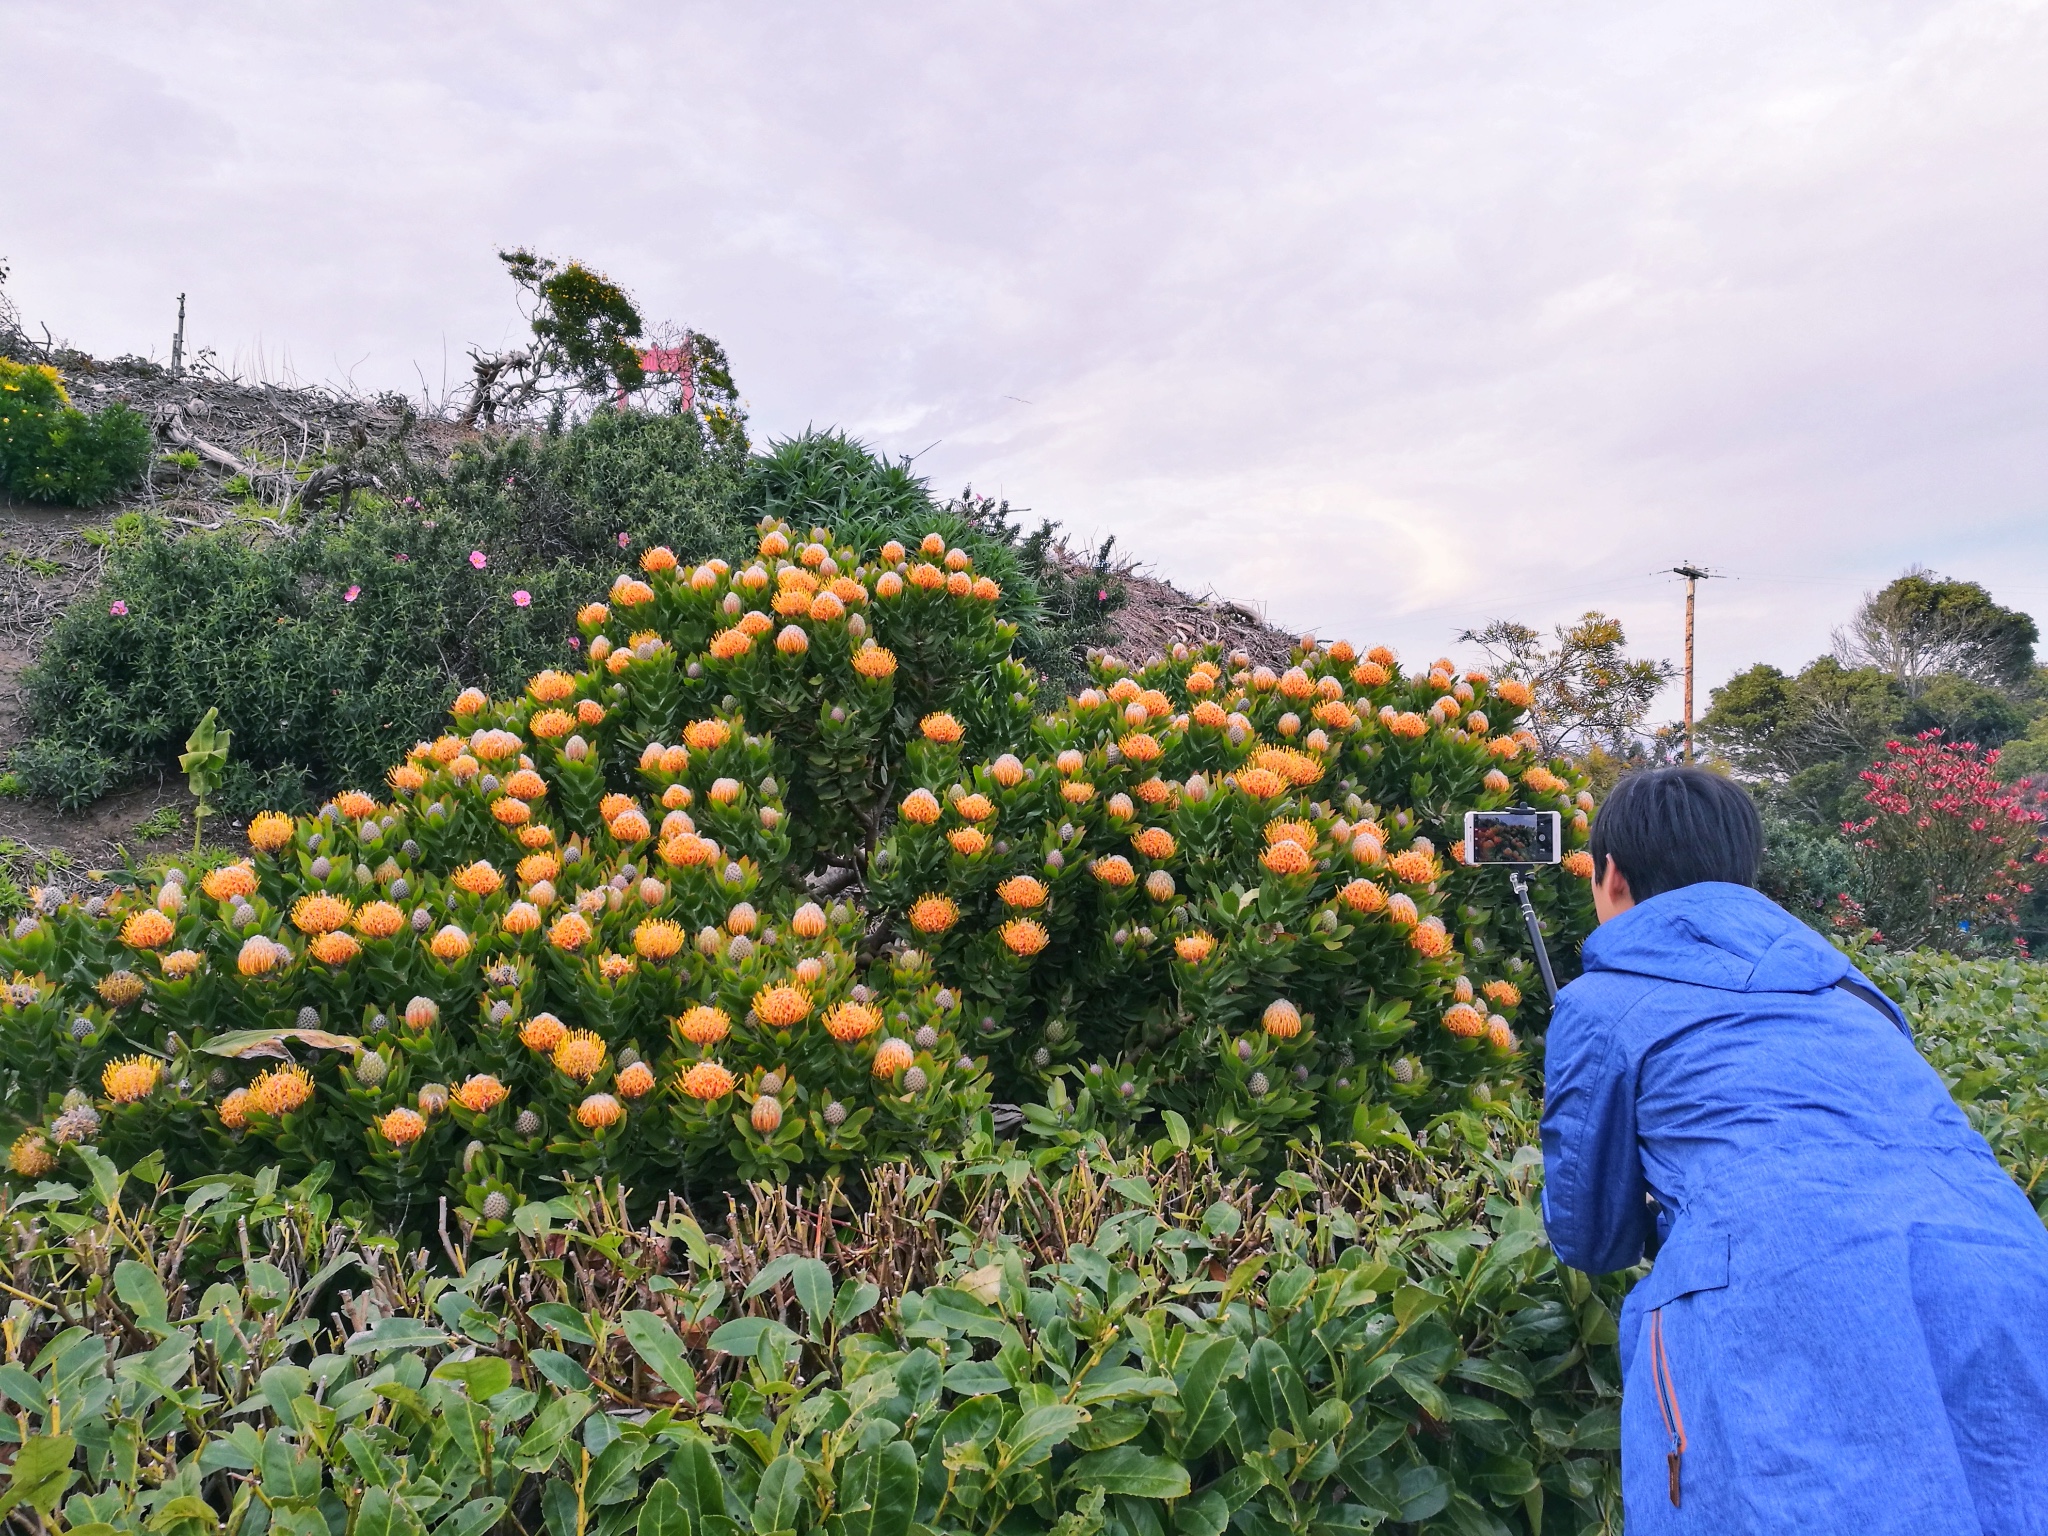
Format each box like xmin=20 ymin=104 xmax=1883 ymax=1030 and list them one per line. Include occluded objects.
xmin=1834 ymin=975 xmax=1909 ymax=1036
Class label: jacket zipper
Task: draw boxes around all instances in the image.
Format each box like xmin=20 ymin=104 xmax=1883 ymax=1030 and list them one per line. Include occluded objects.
xmin=1649 ymin=1307 xmax=1689 ymax=1507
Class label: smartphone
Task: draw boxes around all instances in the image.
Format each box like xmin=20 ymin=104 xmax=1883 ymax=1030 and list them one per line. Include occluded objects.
xmin=1464 ymin=809 xmax=1563 ymax=866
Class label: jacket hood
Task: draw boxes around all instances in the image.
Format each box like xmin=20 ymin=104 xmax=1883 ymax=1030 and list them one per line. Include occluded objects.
xmin=1578 ymin=882 xmax=1849 ymax=994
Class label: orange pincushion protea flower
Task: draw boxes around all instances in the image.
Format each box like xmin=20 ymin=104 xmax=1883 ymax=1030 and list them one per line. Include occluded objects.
xmin=1388 ymin=849 xmax=1440 ymax=885
xmin=1488 ymin=1016 xmax=1518 ymax=1052
xmin=1522 ymin=765 xmax=1568 ymax=796
xmin=388 ymin=762 xmax=427 ymax=792
xmin=1131 ymin=827 xmax=1177 ymax=861
xmin=641 ymin=544 xmax=679 ymax=574
xmin=1060 ymin=781 xmax=1095 ymax=805
xmin=216 ymin=1091 xmax=251 ymax=1132
xmin=1312 ymin=700 xmax=1357 ymax=731
xmin=1563 ymin=850 xmax=1595 ymax=879
xmin=491 ymin=796 xmax=533 ymax=827
xmin=612 ymin=577 xmax=655 ymax=607
xmin=853 ymin=643 xmax=897 ymax=679
xmin=517 ymin=851 xmax=560 ymax=885
xmin=1261 ymin=841 xmax=1313 ymax=876
xmin=824 ymin=1001 xmax=880 ymax=1042
xmin=310 ymin=931 xmax=360 ymax=965
xmin=776 ymin=624 xmax=810 ymax=654
xmin=597 ymin=952 xmax=637 ymax=983
xmin=608 ymin=808 xmax=652 ymax=842
xmin=1092 ymin=855 xmax=1137 ymax=887
xmin=899 ymin=788 xmax=941 ymax=825
xmin=1134 ymin=776 xmax=1174 ymax=806
xmin=453 ymin=688 xmax=489 ymax=717
xmin=681 ymin=1061 xmax=736 ymax=1100
xmin=1118 ymin=732 xmax=1163 ymax=765
xmin=910 ymin=895 xmax=960 ymax=934
xmin=754 ymin=985 xmax=811 ymax=1028
xmin=1387 ymin=712 xmax=1429 ymax=740
xmin=873 ymin=1038 xmax=915 ymax=1078
xmin=553 ymin=1030 xmax=607 ymax=1082
xmin=102 ymin=1054 xmax=162 ymax=1102
xmin=1338 ymin=879 xmax=1388 ymax=914
xmin=1351 ymin=661 xmax=1391 ymax=688
xmin=1262 ymin=1000 xmax=1303 ymax=1040
xmin=633 ymin=919 xmax=685 ymax=960
xmin=1443 ymin=1003 xmax=1487 ymax=1038
xmin=454 ymin=861 xmax=504 ymax=897
xmin=792 ymin=902 xmax=828 ymax=938
xmin=430 ymin=925 xmax=472 ymax=962
xmin=709 ymin=627 xmax=752 ymax=660
xmin=1493 ymin=678 xmax=1534 ymax=708
xmin=1175 ymin=931 xmax=1216 ymax=962
xmin=354 ymin=901 xmax=404 ymax=939
xmin=616 ymin=1061 xmax=656 ymax=1098
xmin=121 ymin=908 xmax=175 ymax=950
xmin=379 ymin=1108 xmax=427 ymax=1145
xmin=909 ymin=562 xmax=945 ymax=591
xmin=1410 ymin=918 xmax=1454 ymax=959
xmin=677 ymin=1006 xmax=732 ymax=1045
xmin=1192 ymin=699 xmax=1229 ymax=728
xmin=454 ymin=1075 xmax=509 ymax=1112
xmin=760 ymin=529 xmax=791 ymax=557
xmin=1387 ymin=893 xmax=1420 ymax=927
xmin=162 ymin=949 xmax=201 ymax=979
xmin=875 ymin=571 xmax=904 ymax=598
xmin=291 ymin=894 xmax=351 ymax=935
xmin=738 ymin=611 xmax=774 ymax=638
xmin=576 ymin=1093 xmax=625 ymax=1130
xmin=531 ymin=708 xmax=574 ymax=740
xmin=920 ymin=712 xmax=964 ymax=744
xmin=751 ymin=1095 xmax=784 ymax=1132
xmin=250 ymin=1064 xmax=313 ymax=1116
xmin=945 ymin=571 xmax=972 ymax=597
xmin=334 ymin=790 xmax=378 ymax=820
xmin=1278 ymin=668 xmax=1315 ymax=700
xmin=1266 ymin=819 xmax=1316 ymax=850
xmin=521 ymin=1013 xmax=568 ymax=1052
xmin=953 ymin=792 xmax=994 ymax=822
xmin=237 ymin=936 xmax=286 ymax=977
xmin=725 ymin=902 xmax=758 ymax=935
xmin=1236 ymin=767 xmax=1287 ymax=800
xmin=808 ymin=591 xmax=845 ymax=622
xmin=528 ymin=669 xmax=577 ymax=703
xmin=997 ymin=875 xmax=1047 ymax=908
xmin=504 ymin=768 xmax=548 ymax=800
xmin=1483 ymin=979 xmax=1522 ymax=1008
xmin=1487 ymin=736 xmax=1524 ymax=760
xmin=202 ymin=862 xmax=259 ymax=901
xmin=947 ymin=827 xmax=988 ymax=857
xmin=685 ymin=718 xmax=732 ymax=752
xmin=550 ymin=912 xmax=594 ymax=951
xmin=1002 ymin=918 xmax=1050 ymax=956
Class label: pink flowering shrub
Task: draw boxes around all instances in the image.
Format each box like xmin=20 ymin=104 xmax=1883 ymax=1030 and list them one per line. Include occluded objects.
xmin=1846 ymin=731 xmax=2047 ymax=951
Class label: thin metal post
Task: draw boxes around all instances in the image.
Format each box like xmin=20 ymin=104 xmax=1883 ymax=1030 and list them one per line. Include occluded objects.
xmin=1684 ymin=573 xmax=1696 ymax=762
xmin=1509 ymin=870 xmax=1560 ymax=1004
xmin=171 ymin=293 xmax=186 ymax=375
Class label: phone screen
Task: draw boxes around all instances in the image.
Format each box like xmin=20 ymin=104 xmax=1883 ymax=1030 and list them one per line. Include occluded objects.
xmin=1464 ymin=810 xmax=1563 ymax=865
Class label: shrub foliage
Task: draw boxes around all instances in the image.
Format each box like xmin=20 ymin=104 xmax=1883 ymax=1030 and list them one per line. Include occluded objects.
xmin=1 ymin=516 xmax=1593 ymax=1228
xmin=0 ymin=357 xmax=152 ymax=506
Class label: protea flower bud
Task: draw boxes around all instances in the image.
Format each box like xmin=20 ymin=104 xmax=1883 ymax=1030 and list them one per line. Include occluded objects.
xmin=903 ymin=1066 xmax=928 ymax=1092
xmin=1248 ymin=1071 xmax=1270 ymax=1097
xmin=297 ymin=1006 xmax=321 ymax=1029
xmin=823 ymin=1101 xmax=848 ymax=1127
xmin=1032 ymin=1048 xmax=1052 ymax=1068
xmin=310 ymin=857 xmax=332 ymax=880
xmin=355 ymin=1050 xmax=388 ymax=1087
xmin=914 ymin=1025 xmax=939 ymax=1051
xmin=482 ymin=1191 xmax=513 ymax=1222
xmin=751 ymin=1095 xmax=783 ymax=1133
xmin=515 ymin=1109 xmax=542 ymax=1137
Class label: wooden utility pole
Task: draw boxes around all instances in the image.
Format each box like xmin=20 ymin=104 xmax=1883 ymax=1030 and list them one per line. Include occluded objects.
xmin=171 ymin=293 xmax=186 ymax=375
xmin=1666 ymin=564 xmax=1718 ymax=762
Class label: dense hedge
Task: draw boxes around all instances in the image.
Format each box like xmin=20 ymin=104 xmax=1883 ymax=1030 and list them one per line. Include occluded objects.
xmin=0 ymin=356 xmax=152 ymax=506
xmin=0 ymin=1137 xmax=1629 ymax=1536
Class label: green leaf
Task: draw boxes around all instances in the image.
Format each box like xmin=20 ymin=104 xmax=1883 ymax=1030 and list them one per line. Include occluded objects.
xmin=619 ymin=1311 xmax=697 ymax=1403
xmin=114 ymin=1261 xmax=173 ymax=1337
xmin=1063 ymin=1447 xmax=1191 ymax=1500
xmin=436 ymin=1498 xmax=506 ymax=1536
xmin=831 ymin=1441 xmax=916 ymax=1536
xmin=529 ymin=1350 xmax=592 ymax=1391
xmin=751 ymin=1453 xmax=804 ymax=1536
xmin=346 ymin=1317 xmax=450 ymax=1354
xmin=707 ymin=1318 xmax=796 ymax=1357
xmin=76 ymin=1146 xmax=124 ymax=1213
xmin=1392 ymin=1285 xmax=1443 ymax=1332
xmin=1002 ymin=1404 xmax=1087 ymax=1468
xmin=529 ymin=1303 xmax=595 ymax=1347
xmin=0 ymin=1433 xmax=75 ymax=1518
xmin=200 ymin=1027 xmax=361 ymax=1058
xmin=638 ymin=1480 xmax=688 ymax=1536
xmin=431 ymin=1357 xmax=513 ymax=1401
xmin=788 ymin=1260 xmax=832 ymax=1338
xmin=1161 ymin=1110 xmax=1192 ymax=1151
xmin=668 ymin=1433 xmax=724 ymax=1524
xmin=512 ymin=1390 xmax=592 ymax=1471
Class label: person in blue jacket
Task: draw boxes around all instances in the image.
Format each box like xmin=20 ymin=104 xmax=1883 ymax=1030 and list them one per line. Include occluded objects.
xmin=1541 ymin=766 xmax=2048 ymax=1533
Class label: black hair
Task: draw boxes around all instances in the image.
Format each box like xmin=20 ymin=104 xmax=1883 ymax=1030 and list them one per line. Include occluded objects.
xmin=1588 ymin=767 xmax=1763 ymax=900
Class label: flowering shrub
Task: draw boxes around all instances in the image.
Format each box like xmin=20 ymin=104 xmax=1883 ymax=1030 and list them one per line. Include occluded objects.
xmin=1845 ymin=731 xmax=2047 ymax=951
xmin=0 ymin=356 xmax=152 ymax=506
xmin=0 ymin=517 xmax=1593 ymax=1220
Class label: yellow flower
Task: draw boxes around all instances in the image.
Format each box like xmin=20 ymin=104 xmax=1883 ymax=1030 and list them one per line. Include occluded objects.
xmin=947 ymin=826 xmax=988 ymax=857
xmin=597 ymin=952 xmax=637 ymax=983
xmin=685 ymin=717 xmax=732 ymax=752
xmin=577 ymin=1093 xmax=625 ymax=1130
xmin=1563 ymin=850 xmax=1595 ymax=879
xmin=250 ymin=1064 xmax=314 ymax=1116
xmin=1388 ymin=849 xmax=1440 ymax=885
xmin=162 ymin=948 xmax=202 ymax=979
xmin=1484 ymin=979 xmax=1522 ymax=1008
xmin=1131 ymin=827 xmax=1177 ymax=861
xmin=1092 ymin=855 xmax=1137 ymax=888
xmin=550 ymin=912 xmax=594 ymax=951
xmin=1410 ymin=918 xmax=1454 ymax=959
xmin=1443 ymin=1003 xmax=1487 ymax=1038
xmin=531 ymin=707 xmax=573 ymax=740
xmin=1175 ymin=931 xmax=1215 ymax=962
xmin=355 ymin=901 xmax=405 ymax=939
xmin=553 ymin=1030 xmax=607 ymax=1082
xmin=430 ymin=925 xmax=472 ymax=962
xmin=1118 ymin=732 xmax=1162 ymax=764
xmin=873 ymin=1038 xmax=915 ymax=1078
xmin=236 ymin=937 xmax=285 ymax=978
xmin=102 ymin=1054 xmax=163 ymax=1103
xmin=7 ymin=1132 xmax=55 ymax=1177
xmin=1261 ymin=1000 xmax=1302 ymax=1040
xmin=454 ymin=861 xmax=504 ymax=896
xmin=853 ymin=643 xmax=897 ymax=680
xmin=633 ymin=918 xmax=685 ymax=960
xmin=1261 ymin=841 xmax=1313 ymax=876
xmin=754 ymin=985 xmax=811 ymax=1028
xmin=1493 ymin=679 xmax=1534 ymax=708
xmin=1338 ymin=879 xmax=1388 ymax=914
xmin=920 ymin=712 xmax=965 ymax=744
xmin=334 ymin=790 xmax=379 ymax=820
xmin=217 ymin=1090 xmax=252 ymax=1131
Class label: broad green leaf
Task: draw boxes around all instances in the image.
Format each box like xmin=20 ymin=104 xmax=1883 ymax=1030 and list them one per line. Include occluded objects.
xmin=707 ymin=1318 xmax=797 ymax=1357
xmin=345 ymin=1317 xmax=449 ymax=1354
xmin=668 ymin=1433 xmax=724 ymax=1523
xmin=1001 ymin=1404 xmax=1087 ymax=1468
xmin=1063 ymin=1447 xmax=1190 ymax=1500
xmin=114 ymin=1262 xmax=173 ymax=1337
xmin=512 ymin=1390 xmax=592 ymax=1472
xmin=436 ymin=1499 xmax=506 ymax=1536
xmin=529 ymin=1350 xmax=592 ymax=1392
xmin=788 ymin=1259 xmax=832 ymax=1337
xmin=832 ymin=1441 xmax=916 ymax=1536
xmin=622 ymin=1311 xmax=698 ymax=1402
xmin=752 ymin=1453 xmax=804 ymax=1536
xmin=528 ymin=1303 xmax=595 ymax=1346
xmin=432 ymin=1357 xmax=513 ymax=1401
xmin=0 ymin=1433 xmax=75 ymax=1517
xmin=637 ymin=1480 xmax=688 ymax=1536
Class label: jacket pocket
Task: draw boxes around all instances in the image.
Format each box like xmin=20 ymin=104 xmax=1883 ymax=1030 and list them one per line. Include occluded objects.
xmin=1634 ymin=1233 xmax=1728 ymax=1511
xmin=1649 ymin=1307 xmax=1688 ymax=1507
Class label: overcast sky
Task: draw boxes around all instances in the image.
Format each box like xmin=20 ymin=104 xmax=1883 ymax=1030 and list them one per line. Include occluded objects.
xmin=7 ymin=1 xmax=2047 ymax=717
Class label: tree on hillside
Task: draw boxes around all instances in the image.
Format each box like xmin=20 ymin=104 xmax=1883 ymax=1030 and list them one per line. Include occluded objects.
xmin=1458 ymin=611 xmax=1674 ymax=756
xmin=1703 ymin=657 xmax=1910 ymax=822
xmin=1834 ymin=568 xmax=2038 ymax=692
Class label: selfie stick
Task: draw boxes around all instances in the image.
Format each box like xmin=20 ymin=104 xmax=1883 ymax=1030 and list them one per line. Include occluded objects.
xmin=1506 ymin=869 xmax=1561 ymax=1005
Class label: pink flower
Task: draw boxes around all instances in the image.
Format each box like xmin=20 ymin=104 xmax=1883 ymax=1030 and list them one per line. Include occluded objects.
xmin=469 ymin=551 xmax=487 ymax=570
xmin=394 ymin=553 xmax=409 ymax=563
xmin=109 ymin=600 xmax=129 ymax=617
xmin=617 ymin=532 xmax=629 ymax=548
xmin=513 ymin=590 xmax=531 ymax=608
xmin=344 ymin=585 xmax=360 ymax=603
xmin=568 ymin=637 xmax=581 ymax=650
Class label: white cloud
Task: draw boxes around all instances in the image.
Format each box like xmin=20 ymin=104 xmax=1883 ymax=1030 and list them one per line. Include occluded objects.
xmin=5 ymin=0 xmax=2046 ymax=715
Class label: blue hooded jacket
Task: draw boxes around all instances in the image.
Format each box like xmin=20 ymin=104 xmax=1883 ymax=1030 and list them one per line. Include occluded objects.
xmin=1541 ymin=882 xmax=2048 ymax=1534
